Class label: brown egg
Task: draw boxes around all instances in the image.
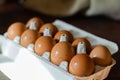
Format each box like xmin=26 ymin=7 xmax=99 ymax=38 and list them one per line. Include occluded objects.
xmin=90 ymin=45 xmax=112 ymax=66
xmin=51 ymin=41 xmax=75 ymax=66
xmin=7 ymin=22 xmax=26 ymax=40
xmin=69 ymin=54 xmax=95 ymax=76
xmin=20 ymin=29 xmax=40 ymax=48
xmin=26 ymin=17 xmax=44 ymax=31
xmin=72 ymin=38 xmax=92 ymax=54
xmin=39 ymin=23 xmax=58 ymax=37
xmin=34 ymin=36 xmax=55 ymax=56
xmin=54 ymin=30 xmax=74 ymax=43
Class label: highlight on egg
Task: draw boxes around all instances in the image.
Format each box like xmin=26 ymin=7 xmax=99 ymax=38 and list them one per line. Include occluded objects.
xmin=69 ymin=54 xmax=95 ymax=76
xmin=34 ymin=36 xmax=55 ymax=56
xmin=7 ymin=22 xmax=26 ymax=40
xmin=39 ymin=23 xmax=58 ymax=37
xmin=51 ymin=34 xmax=75 ymax=66
xmin=20 ymin=29 xmax=40 ymax=48
xmin=26 ymin=17 xmax=44 ymax=31
xmin=72 ymin=38 xmax=92 ymax=54
xmin=34 ymin=27 xmax=55 ymax=56
xmin=90 ymin=45 xmax=112 ymax=66
xmin=54 ymin=30 xmax=74 ymax=43
xmin=69 ymin=42 xmax=95 ymax=76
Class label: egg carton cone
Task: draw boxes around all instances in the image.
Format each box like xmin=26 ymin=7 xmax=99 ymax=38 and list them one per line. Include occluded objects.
xmin=0 ymin=20 xmax=118 ymax=80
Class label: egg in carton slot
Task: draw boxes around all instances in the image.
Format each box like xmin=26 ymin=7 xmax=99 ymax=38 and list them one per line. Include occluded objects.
xmin=0 ymin=19 xmax=118 ymax=80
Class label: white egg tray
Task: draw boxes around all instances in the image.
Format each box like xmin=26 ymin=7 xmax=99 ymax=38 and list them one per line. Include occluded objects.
xmin=0 ymin=20 xmax=118 ymax=80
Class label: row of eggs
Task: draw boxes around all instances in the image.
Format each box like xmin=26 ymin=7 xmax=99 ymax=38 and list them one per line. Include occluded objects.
xmin=6 ymin=17 xmax=112 ymax=77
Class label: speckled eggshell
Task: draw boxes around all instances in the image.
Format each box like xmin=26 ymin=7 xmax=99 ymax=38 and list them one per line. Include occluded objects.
xmin=69 ymin=54 xmax=95 ymax=76
xmin=72 ymin=38 xmax=92 ymax=54
xmin=51 ymin=42 xmax=75 ymax=66
xmin=90 ymin=45 xmax=112 ymax=66
xmin=20 ymin=29 xmax=40 ymax=48
xmin=34 ymin=36 xmax=55 ymax=56
xmin=54 ymin=30 xmax=74 ymax=43
xmin=26 ymin=17 xmax=44 ymax=31
xmin=7 ymin=22 xmax=26 ymax=40
xmin=39 ymin=23 xmax=58 ymax=37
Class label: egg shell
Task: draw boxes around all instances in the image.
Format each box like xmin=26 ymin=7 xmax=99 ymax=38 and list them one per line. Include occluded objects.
xmin=90 ymin=45 xmax=112 ymax=66
xmin=20 ymin=29 xmax=40 ymax=48
xmin=72 ymin=38 xmax=92 ymax=54
xmin=69 ymin=54 xmax=95 ymax=76
xmin=51 ymin=42 xmax=75 ymax=66
xmin=7 ymin=22 xmax=26 ymax=40
xmin=39 ymin=23 xmax=58 ymax=37
xmin=34 ymin=36 xmax=55 ymax=56
xmin=26 ymin=17 xmax=44 ymax=31
xmin=54 ymin=30 xmax=74 ymax=43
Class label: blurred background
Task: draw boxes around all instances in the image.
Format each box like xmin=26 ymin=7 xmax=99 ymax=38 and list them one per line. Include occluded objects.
xmin=0 ymin=0 xmax=120 ymax=80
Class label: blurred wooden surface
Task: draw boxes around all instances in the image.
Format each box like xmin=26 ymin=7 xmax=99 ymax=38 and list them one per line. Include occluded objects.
xmin=0 ymin=3 xmax=120 ymax=80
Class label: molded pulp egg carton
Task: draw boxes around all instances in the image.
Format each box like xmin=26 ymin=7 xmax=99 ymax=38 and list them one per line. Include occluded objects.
xmin=0 ymin=20 xmax=118 ymax=80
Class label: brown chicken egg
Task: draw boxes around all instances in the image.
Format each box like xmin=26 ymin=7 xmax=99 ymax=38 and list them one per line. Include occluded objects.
xmin=72 ymin=38 xmax=92 ymax=54
xmin=26 ymin=17 xmax=44 ymax=31
xmin=39 ymin=23 xmax=58 ymax=37
xmin=69 ymin=42 xmax=95 ymax=76
xmin=20 ymin=29 xmax=40 ymax=48
xmin=90 ymin=45 xmax=112 ymax=66
xmin=51 ymin=42 xmax=75 ymax=66
xmin=51 ymin=34 xmax=75 ymax=66
xmin=69 ymin=54 xmax=95 ymax=76
xmin=34 ymin=36 xmax=55 ymax=56
xmin=7 ymin=22 xmax=26 ymax=40
xmin=54 ymin=30 xmax=74 ymax=43
xmin=34 ymin=27 xmax=55 ymax=56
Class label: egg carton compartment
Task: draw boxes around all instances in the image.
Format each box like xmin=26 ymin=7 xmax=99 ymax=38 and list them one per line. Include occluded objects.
xmin=0 ymin=20 xmax=118 ymax=80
